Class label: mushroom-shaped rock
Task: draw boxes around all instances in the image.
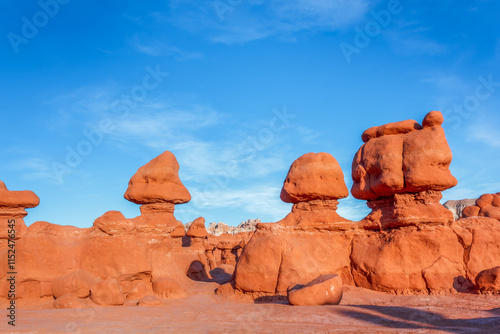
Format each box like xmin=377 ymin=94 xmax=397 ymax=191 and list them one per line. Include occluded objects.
xmin=0 ymin=181 xmax=40 ymax=240
xmin=288 ymin=274 xmax=343 ymax=306
xmin=124 ymin=151 xmax=191 ymax=205
xmin=186 ymin=217 xmax=207 ymax=238
xmin=0 ymin=180 xmax=39 ymax=208
xmin=170 ymin=220 xmax=185 ymax=238
xmin=278 ymin=153 xmax=352 ymax=228
xmin=280 ymin=152 xmax=348 ymax=203
xmin=351 ymin=111 xmax=457 ymax=228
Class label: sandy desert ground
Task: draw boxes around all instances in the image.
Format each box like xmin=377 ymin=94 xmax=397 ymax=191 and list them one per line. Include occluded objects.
xmin=2 ymin=284 xmax=499 ymax=334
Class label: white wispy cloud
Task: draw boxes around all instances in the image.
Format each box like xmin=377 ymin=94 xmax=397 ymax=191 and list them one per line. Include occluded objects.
xmin=384 ymin=20 xmax=447 ymax=56
xmin=8 ymin=157 xmax=61 ymax=183
xmin=167 ymin=0 xmax=371 ymax=44
xmin=129 ymin=34 xmax=203 ymax=59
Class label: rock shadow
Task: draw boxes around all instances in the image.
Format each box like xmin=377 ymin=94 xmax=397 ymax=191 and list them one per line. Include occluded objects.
xmin=186 ymin=260 xmax=209 ymax=281
xmin=181 ymin=236 xmax=191 ymax=247
xmin=339 ymin=305 xmax=500 ymax=333
xmin=253 ymin=295 xmax=289 ymax=305
xmin=209 ymin=267 xmax=233 ymax=284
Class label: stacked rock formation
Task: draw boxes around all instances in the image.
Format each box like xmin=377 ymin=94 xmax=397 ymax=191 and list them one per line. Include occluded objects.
xmin=279 ymin=152 xmax=351 ymax=229
xmin=351 ymin=111 xmax=457 ymax=229
xmin=234 ymin=152 xmax=355 ymax=295
xmin=124 ymin=151 xmax=191 ymax=233
xmin=231 ymin=111 xmax=500 ymax=298
xmin=0 ymin=181 xmax=39 ymax=243
xmin=0 ymin=151 xmax=251 ymax=306
xmin=461 ymin=193 xmax=500 ymax=220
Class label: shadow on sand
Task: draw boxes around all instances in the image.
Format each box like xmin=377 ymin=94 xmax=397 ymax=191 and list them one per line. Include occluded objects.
xmin=338 ymin=305 xmax=500 ymax=333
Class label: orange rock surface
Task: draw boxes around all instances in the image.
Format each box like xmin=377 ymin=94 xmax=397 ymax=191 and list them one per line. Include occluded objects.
xmin=461 ymin=193 xmax=500 ymax=220
xmin=124 ymin=151 xmax=191 ymax=205
xmin=351 ymin=111 xmax=457 ymax=228
xmin=288 ymin=274 xmax=343 ymax=306
xmin=280 ymin=152 xmax=348 ymax=203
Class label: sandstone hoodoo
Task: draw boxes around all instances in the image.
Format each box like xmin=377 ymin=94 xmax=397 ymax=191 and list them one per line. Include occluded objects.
xmin=279 ymin=152 xmax=351 ymax=228
xmin=124 ymin=151 xmax=191 ymax=205
xmin=234 ymin=110 xmax=500 ymax=297
xmin=0 ymin=180 xmax=39 ymax=241
xmin=186 ymin=217 xmax=208 ymax=238
xmin=234 ymin=152 xmax=355 ymax=295
xmin=123 ymin=151 xmax=191 ymax=232
xmin=351 ymin=111 xmax=458 ymax=228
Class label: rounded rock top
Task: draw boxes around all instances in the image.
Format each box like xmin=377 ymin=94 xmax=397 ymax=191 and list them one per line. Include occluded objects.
xmin=124 ymin=151 xmax=191 ymax=205
xmin=280 ymin=152 xmax=349 ymax=203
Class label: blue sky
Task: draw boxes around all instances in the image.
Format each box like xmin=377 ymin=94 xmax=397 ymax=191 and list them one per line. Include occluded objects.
xmin=1 ymin=0 xmax=499 ymax=228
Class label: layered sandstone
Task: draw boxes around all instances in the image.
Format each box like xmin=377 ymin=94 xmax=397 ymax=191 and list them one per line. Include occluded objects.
xmin=351 ymin=111 xmax=457 ymax=228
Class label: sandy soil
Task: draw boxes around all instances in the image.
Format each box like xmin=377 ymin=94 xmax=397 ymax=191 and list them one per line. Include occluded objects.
xmin=1 ymin=283 xmax=499 ymax=333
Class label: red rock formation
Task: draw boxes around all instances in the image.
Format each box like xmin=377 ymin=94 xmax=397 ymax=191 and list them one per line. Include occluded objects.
xmin=124 ymin=151 xmax=190 ymax=205
xmin=51 ymin=269 xmax=100 ymax=298
xmin=288 ymin=274 xmax=343 ymax=306
xmin=90 ymin=278 xmax=126 ymax=306
xmin=152 ymin=277 xmax=186 ymax=299
xmin=476 ymin=267 xmax=500 ymax=294
xmin=124 ymin=151 xmax=191 ymax=233
xmin=233 ymin=111 xmax=500 ymax=298
xmin=186 ymin=217 xmax=208 ymax=238
xmin=279 ymin=152 xmax=352 ymax=229
xmin=0 ymin=181 xmax=39 ymax=243
xmin=352 ymin=111 xmax=457 ymax=228
xmin=53 ymin=293 xmax=87 ymax=309
xmin=461 ymin=193 xmax=500 ymax=220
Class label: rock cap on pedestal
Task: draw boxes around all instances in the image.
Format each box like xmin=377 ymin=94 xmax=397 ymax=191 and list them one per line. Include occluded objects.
xmin=124 ymin=151 xmax=191 ymax=205
xmin=280 ymin=152 xmax=348 ymax=203
xmin=0 ymin=180 xmax=39 ymax=208
xmin=186 ymin=217 xmax=208 ymax=238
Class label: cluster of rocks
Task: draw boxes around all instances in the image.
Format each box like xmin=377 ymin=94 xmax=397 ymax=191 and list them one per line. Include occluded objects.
xmin=443 ymin=198 xmax=477 ymax=220
xmin=0 ymin=151 xmax=251 ymax=308
xmin=206 ymin=219 xmax=259 ymax=236
xmin=229 ymin=111 xmax=500 ymax=303
xmin=1 ymin=110 xmax=499 ymax=309
xmin=461 ymin=193 xmax=500 ymax=220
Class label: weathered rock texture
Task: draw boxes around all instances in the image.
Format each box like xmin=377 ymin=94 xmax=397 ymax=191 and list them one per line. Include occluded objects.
xmin=233 ymin=111 xmax=500 ymax=298
xmin=475 ymin=267 xmax=500 ymax=294
xmin=124 ymin=151 xmax=191 ymax=205
xmin=0 ymin=181 xmax=39 ymax=243
xmin=351 ymin=111 xmax=457 ymax=228
xmin=461 ymin=193 xmax=500 ymax=220
xmin=288 ymin=274 xmax=343 ymax=306
xmin=279 ymin=152 xmax=352 ymax=229
xmin=123 ymin=151 xmax=191 ymax=233
xmin=0 ymin=152 xmax=251 ymax=305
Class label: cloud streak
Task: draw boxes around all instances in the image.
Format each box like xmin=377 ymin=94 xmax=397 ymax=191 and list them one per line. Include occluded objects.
xmin=167 ymin=0 xmax=371 ymax=44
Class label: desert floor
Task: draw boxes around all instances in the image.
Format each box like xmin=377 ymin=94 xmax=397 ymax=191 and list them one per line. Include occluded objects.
xmin=1 ymin=283 xmax=499 ymax=333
